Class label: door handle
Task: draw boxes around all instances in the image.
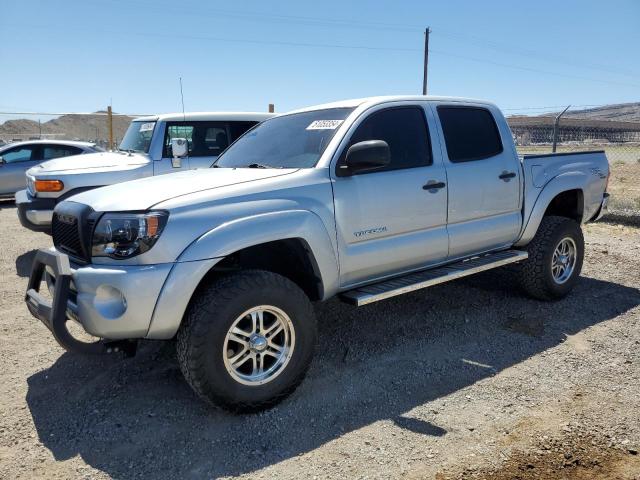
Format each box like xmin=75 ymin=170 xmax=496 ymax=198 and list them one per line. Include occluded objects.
xmin=422 ymin=181 xmax=446 ymax=191
xmin=499 ymin=171 xmax=516 ymax=180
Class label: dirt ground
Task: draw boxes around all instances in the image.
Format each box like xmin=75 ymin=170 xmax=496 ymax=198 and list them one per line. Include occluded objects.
xmin=1 ymin=200 xmax=639 ymax=480
xmin=608 ymin=162 xmax=640 ymax=214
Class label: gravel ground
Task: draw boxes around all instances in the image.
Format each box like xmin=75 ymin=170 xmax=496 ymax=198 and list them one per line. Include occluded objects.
xmin=1 ymin=199 xmax=639 ymax=479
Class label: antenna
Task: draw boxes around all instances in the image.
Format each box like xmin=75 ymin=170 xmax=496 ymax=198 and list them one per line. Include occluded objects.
xmin=179 ymin=77 xmax=186 ymax=121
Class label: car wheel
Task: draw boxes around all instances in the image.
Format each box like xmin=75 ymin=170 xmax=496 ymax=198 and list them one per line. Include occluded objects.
xmin=518 ymin=215 xmax=584 ymax=300
xmin=176 ymin=270 xmax=317 ymax=412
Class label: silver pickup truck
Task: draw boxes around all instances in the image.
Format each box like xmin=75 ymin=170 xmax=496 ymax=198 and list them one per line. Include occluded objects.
xmin=25 ymin=96 xmax=609 ymax=412
xmin=15 ymin=112 xmax=273 ymax=232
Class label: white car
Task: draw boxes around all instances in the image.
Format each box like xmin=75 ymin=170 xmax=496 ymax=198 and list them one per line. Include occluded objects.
xmin=0 ymin=140 xmax=103 ymax=198
xmin=16 ymin=112 xmax=273 ymax=232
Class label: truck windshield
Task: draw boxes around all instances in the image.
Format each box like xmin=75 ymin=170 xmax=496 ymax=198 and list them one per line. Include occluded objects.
xmin=119 ymin=121 xmax=156 ymax=153
xmin=214 ymin=108 xmax=355 ymax=169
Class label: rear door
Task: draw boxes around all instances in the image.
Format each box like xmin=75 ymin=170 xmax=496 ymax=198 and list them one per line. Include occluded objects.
xmin=432 ymin=103 xmax=521 ymax=258
xmin=332 ymin=104 xmax=449 ymax=287
xmin=40 ymin=144 xmax=84 ymax=162
xmin=0 ymin=145 xmax=39 ymax=195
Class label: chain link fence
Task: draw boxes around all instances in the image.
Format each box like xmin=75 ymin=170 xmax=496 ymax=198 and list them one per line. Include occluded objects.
xmin=508 ymin=114 xmax=640 ymax=218
xmin=508 ymin=116 xmax=640 ymax=163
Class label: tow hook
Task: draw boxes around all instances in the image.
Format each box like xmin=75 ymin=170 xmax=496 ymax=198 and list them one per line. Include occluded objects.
xmin=103 ymin=339 xmax=138 ymax=357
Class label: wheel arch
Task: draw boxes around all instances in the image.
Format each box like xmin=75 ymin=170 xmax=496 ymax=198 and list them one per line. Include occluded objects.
xmin=146 ymin=210 xmax=339 ymax=339
xmin=515 ymin=173 xmax=585 ymax=247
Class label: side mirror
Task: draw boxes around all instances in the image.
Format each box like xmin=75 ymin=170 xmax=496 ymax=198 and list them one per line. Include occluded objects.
xmin=338 ymin=140 xmax=390 ymax=176
xmin=170 ymin=138 xmax=188 ymax=168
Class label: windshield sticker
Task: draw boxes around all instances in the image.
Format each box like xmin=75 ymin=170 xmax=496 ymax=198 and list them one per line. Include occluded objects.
xmin=139 ymin=122 xmax=155 ymax=132
xmin=306 ymin=120 xmax=344 ymax=130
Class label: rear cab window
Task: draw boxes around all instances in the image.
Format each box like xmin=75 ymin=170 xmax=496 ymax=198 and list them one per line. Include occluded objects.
xmin=437 ymin=106 xmax=503 ymax=162
xmin=163 ymin=121 xmax=258 ymax=158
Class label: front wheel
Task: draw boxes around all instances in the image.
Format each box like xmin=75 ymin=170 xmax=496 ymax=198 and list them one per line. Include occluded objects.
xmin=517 ymin=215 xmax=585 ymax=300
xmin=176 ymin=270 xmax=317 ymax=412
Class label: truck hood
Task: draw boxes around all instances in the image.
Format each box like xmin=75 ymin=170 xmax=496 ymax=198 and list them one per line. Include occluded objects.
xmin=68 ymin=168 xmax=298 ymax=211
xmin=29 ymin=151 xmax=148 ymax=174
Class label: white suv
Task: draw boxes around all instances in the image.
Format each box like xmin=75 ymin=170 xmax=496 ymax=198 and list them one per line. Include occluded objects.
xmin=16 ymin=112 xmax=273 ymax=232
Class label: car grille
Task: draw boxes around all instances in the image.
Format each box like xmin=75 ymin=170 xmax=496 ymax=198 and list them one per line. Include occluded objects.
xmin=52 ymin=213 xmax=83 ymax=258
xmin=51 ymin=202 xmax=96 ymax=262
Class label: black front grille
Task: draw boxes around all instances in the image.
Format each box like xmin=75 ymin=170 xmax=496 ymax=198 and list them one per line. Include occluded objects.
xmin=51 ymin=201 xmax=97 ymax=262
xmin=52 ymin=213 xmax=83 ymax=257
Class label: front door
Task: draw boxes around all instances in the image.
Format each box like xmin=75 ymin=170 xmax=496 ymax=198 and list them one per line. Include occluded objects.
xmin=0 ymin=144 xmax=39 ymax=195
xmin=332 ymin=104 xmax=449 ymax=287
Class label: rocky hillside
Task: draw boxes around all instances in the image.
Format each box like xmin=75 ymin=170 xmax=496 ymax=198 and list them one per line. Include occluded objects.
xmin=558 ymin=102 xmax=640 ymax=122
xmin=0 ymin=112 xmax=133 ymax=144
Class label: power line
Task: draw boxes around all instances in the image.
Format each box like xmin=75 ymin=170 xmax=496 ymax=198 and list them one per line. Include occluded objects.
xmin=10 ymin=22 xmax=639 ymax=90
xmin=94 ymin=0 xmax=639 ymax=79
xmin=429 ymin=49 xmax=640 ymax=89
xmin=432 ymin=29 xmax=639 ymax=79
xmin=0 ymin=111 xmax=145 ymax=116
xmin=4 ymin=19 xmax=640 ymax=93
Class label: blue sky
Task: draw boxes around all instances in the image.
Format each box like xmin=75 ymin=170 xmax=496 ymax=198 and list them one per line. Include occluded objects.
xmin=1 ymin=0 xmax=638 ymax=121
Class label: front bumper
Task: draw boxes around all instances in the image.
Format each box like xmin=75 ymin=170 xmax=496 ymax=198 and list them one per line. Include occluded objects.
xmin=15 ymin=189 xmax=55 ymax=233
xmin=26 ymin=248 xmax=173 ymax=344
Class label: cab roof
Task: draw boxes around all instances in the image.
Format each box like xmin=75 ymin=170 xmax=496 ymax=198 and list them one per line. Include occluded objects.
xmin=0 ymin=139 xmax=97 ymax=150
xmin=133 ymin=112 xmax=275 ymax=123
xmin=286 ymin=95 xmax=497 ymax=114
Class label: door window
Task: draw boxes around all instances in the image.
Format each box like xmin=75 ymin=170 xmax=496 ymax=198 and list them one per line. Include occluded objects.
xmin=163 ymin=122 xmax=232 ymax=157
xmin=229 ymin=121 xmax=258 ymax=142
xmin=437 ymin=107 xmax=503 ymax=162
xmin=1 ymin=146 xmax=35 ymax=163
xmin=42 ymin=145 xmax=83 ymax=160
xmin=203 ymin=126 xmax=229 ymax=156
xmin=342 ymin=107 xmax=432 ymax=173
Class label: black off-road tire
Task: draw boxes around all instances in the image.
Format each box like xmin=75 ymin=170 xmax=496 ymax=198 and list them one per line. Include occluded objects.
xmin=176 ymin=270 xmax=317 ymax=413
xmin=518 ymin=215 xmax=584 ymax=301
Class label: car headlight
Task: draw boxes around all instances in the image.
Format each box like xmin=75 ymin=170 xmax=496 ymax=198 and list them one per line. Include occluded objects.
xmin=91 ymin=211 xmax=168 ymax=259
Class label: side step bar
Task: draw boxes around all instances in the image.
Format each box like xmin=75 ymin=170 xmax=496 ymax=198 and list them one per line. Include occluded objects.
xmin=340 ymin=250 xmax=528 ymax=307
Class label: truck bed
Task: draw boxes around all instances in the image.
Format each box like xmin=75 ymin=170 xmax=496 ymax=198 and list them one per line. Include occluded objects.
xmin=518 ymin=149 xmax=609 ymax=244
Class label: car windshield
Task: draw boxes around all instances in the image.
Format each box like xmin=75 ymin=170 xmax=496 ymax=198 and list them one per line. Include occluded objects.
xmin=214 ymin=108 xmax=355 ymax=169
xmin=119 ymin=121 xmax=156 ymax=153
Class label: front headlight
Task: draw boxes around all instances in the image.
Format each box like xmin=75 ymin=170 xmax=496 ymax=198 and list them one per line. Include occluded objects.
xmin=91 ymin=211 xmax=168 ymax=259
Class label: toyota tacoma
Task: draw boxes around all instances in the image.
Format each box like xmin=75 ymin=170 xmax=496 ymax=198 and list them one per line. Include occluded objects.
xmin=25 ymin=96 xmax=609 ymax=412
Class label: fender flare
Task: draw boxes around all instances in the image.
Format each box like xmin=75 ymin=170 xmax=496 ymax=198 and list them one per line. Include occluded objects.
xmin=146 ymin=210 xmax=339 ymax=339
xmin=177 ymin=210 xmax=339 ymax=293
xmin=515 ymin=172 xmax=585 ymax=247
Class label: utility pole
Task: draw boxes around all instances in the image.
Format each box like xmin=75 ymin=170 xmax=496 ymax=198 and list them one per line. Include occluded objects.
xmin=268 ymin=103 xmax=275 ymax=113
xmin=422 ymin=27 xmax=430 ymax=95
xmin=38 ymin=119 xmax=42 ymax=139
xmin=107 ymin=105 xmax=114 ymax=151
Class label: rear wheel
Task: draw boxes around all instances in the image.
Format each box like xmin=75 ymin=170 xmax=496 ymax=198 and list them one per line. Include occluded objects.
xmin=518 ymin=215 xmax=584 ymax=300
xmin=177 ymin=270 xmax=317 ymax=412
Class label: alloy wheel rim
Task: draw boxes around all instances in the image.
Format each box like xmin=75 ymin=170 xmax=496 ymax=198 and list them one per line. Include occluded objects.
xmin=551 ymin=237 xmax=577 ymax=284
xmin=223 ymin=306 xmax=295 ymax=386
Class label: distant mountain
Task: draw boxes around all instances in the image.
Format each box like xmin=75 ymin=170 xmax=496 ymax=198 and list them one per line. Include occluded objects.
xmin=0 ymin=111 xmax=134 ymax=144
xmin=552 ymin=102 xmax=640 ymax=122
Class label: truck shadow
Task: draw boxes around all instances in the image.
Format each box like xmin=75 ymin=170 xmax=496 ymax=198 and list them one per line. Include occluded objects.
xmin=0 ymin=198 xmax=16 ymax=209
xmin=25 ymin=273 xmax=640 ymax=479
